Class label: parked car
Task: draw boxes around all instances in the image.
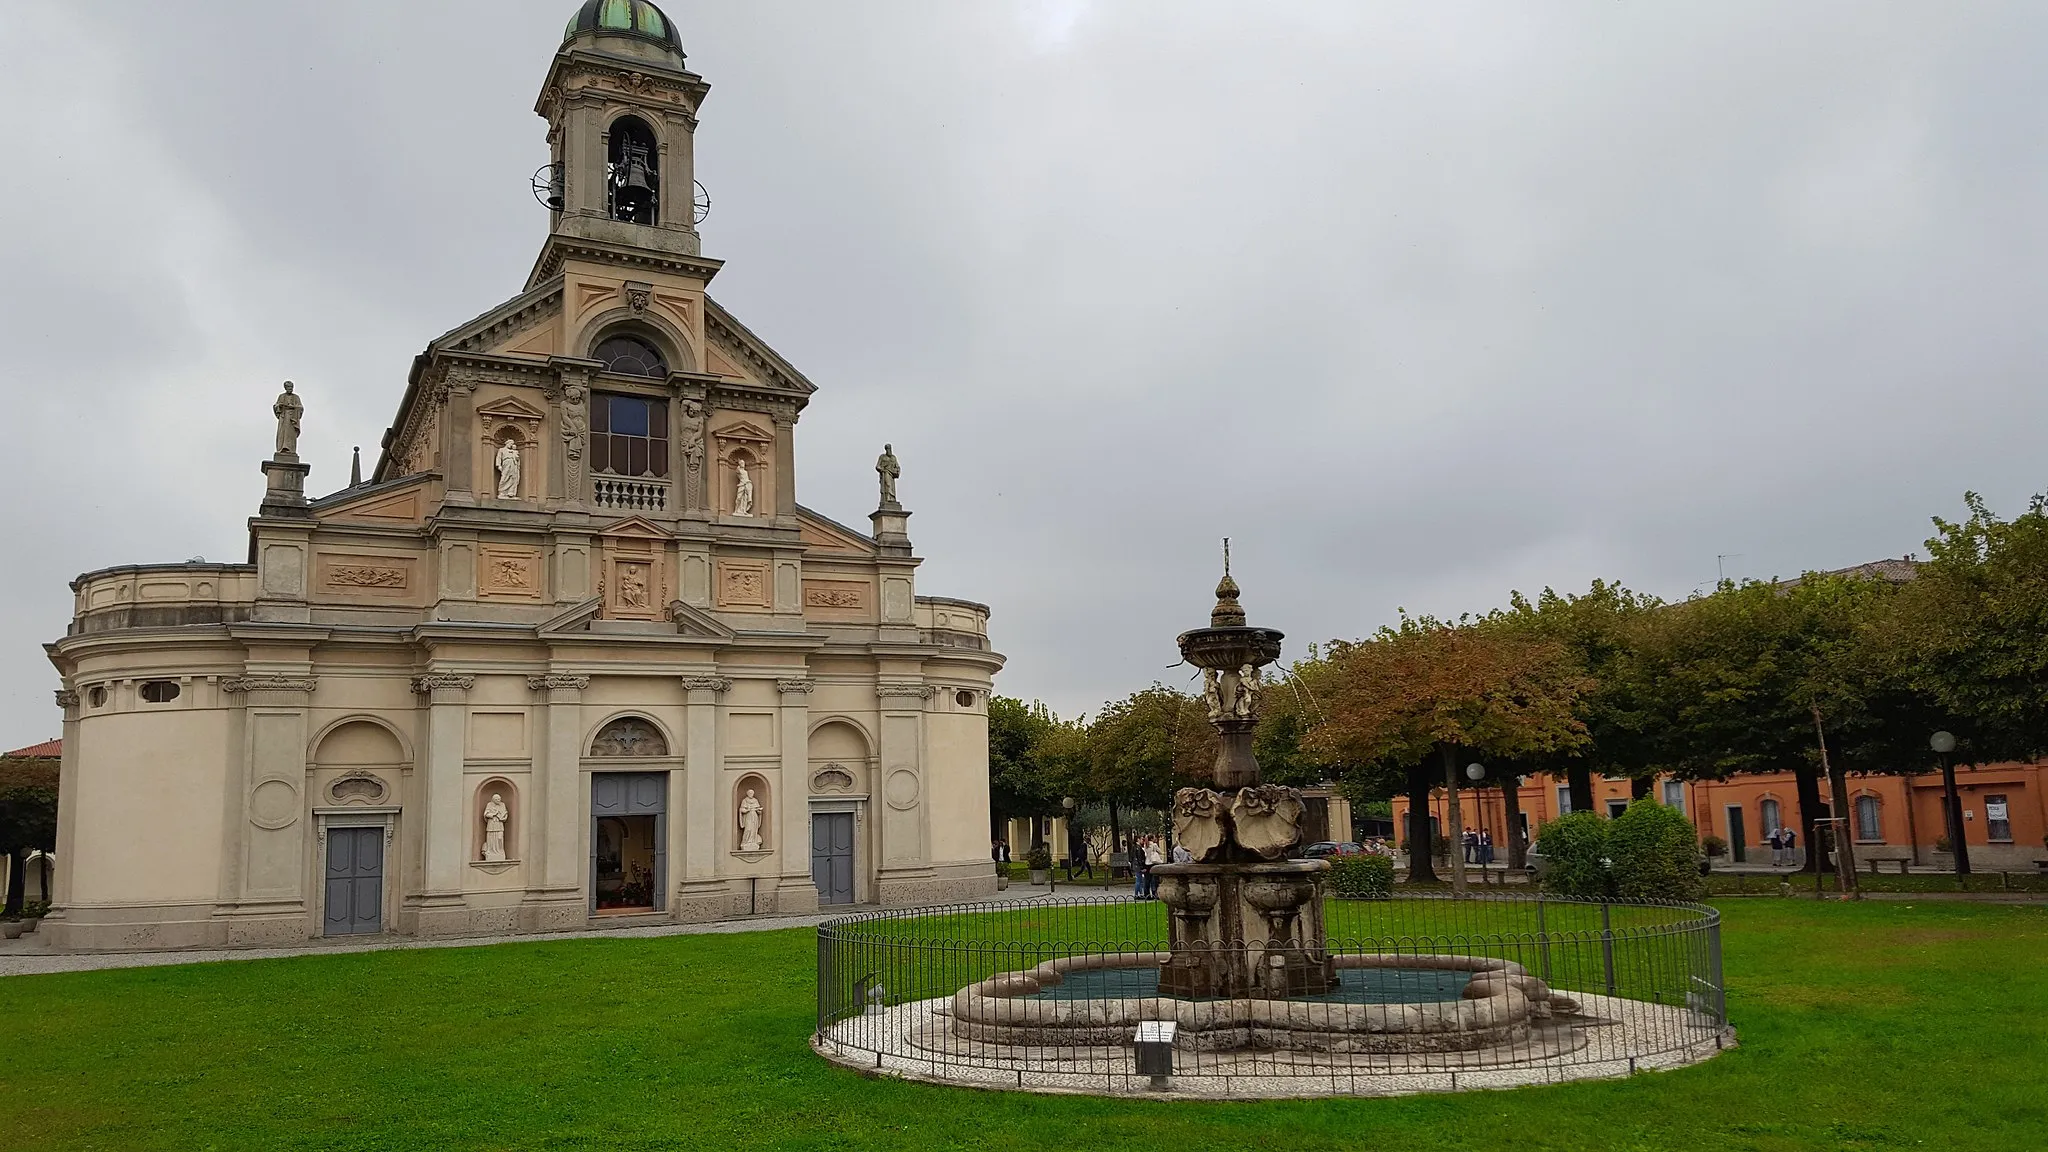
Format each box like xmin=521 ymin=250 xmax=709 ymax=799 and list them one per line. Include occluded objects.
xmin=1301 ymin=841 xmax=1364 ymax=859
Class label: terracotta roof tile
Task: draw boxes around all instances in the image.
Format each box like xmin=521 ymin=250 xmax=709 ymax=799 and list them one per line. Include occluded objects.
xmin=3 ymin=739 xmax=61 ymax=759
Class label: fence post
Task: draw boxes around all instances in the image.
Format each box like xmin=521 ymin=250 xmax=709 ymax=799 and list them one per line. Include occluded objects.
xmin=1536 ymin=895 xmax=1551 ymax=983
xmin=1707 ymin=917 xmax=1726 ymax=1025
xmin=1600 ymin=901 xmax=1616 ymax=996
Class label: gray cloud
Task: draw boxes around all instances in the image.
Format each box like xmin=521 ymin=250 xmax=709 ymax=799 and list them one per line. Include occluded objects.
xmin=2 ymin=1 xmax=2044 ymax=738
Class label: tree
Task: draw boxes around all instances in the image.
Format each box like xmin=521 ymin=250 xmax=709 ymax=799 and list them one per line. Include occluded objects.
xmin=1299 ymin=617 xmax=1591 ymax=883
xmin=1084 ymin=685 xmax=1215 ymax=814
xmin=0 ymin=757 xmax=58 ymax=917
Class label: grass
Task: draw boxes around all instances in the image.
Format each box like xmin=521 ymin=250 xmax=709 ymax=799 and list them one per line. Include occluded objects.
xmin=1705 ymin=869 xmax=2048 ymax=895
xmin=1 ymin=900 xmax=2044 ymax=1151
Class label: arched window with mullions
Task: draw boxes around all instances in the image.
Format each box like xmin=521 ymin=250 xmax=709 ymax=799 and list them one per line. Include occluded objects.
xmin=593 ymin=335 xmax=667 ymax=378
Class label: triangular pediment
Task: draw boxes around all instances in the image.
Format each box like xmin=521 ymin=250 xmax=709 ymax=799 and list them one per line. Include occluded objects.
xmin=665 ymin=600 xmax=738 ymax=641
xmin=704 ymin=297 xmax=817 ymax=395
xmin=431 ymin=276 xmax=564 ymax=357
xmin=797 ymin=506 xmax=877 ymax=555
xmin=310 ymin=474 xmax=432 ymax=525
xmin=539 ymin=596 xmax=604 ymax=634
xmin=597 ymin=515 xmax=671 ymax=541
xmin=712 ymin=419 xmax=775 ymax=444
xmin=476 ymin=396 xmax=548 ymax=421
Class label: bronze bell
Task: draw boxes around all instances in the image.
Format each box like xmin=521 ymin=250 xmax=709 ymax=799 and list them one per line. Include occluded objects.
xmin=614 ymin=146 xmax=657 ymax=221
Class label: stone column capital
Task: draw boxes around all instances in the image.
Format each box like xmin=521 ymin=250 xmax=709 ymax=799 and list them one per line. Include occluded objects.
xmin=776 ymin=678 xmax=816 ymax=696
xmin=680 ymin=676 xmax=732 ymax=695
xmin=411 ymin=673 xmax=476 ymax=700
xmin=54 ymin=689 xmax=80 ymax=710
xmin=526 ymin=674 xmax=591 ymax=693
xmin=875 ymin=683 xmax=935 ymax=701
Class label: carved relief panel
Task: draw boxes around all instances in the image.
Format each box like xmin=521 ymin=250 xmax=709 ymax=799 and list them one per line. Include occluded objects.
xmin=316 ymin=552 xmax=419 ymax=600
xmin=802 ymin=578 xmax=872 ymax=621
xmin=715 ymin=559 xmax=771 ymax=611
xmin=477 ymin=545 xmax=545 ymax=601
xmin=598 ymin=516 xmax=671 ymax=621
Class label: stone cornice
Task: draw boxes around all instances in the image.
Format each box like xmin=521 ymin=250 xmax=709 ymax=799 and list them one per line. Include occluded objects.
xmin=526 ymin=674 xmax=591 ymax=691
xmin=223 ymin=675 xmax=319 ymax=694
xmin=530 ymin=237 xmax=724 ymax=289
xmin=411 ymin=674 xmax=476 ymax=694
xmin=679 ymin=676 xmax=732 ymax=694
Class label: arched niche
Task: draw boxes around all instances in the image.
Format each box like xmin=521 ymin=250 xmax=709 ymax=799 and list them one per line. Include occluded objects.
xmin=588 ymin=713 xmax=672 ymax=759
xmin=475 ymin=778 xmax=520 ymax=863
xmin=310 ymin=718 xmax=409 ymax=805
xmin=734 ymin=772 xmax=771 ymax=853
xmin=807 ymin=719 xmax=872 ymax=795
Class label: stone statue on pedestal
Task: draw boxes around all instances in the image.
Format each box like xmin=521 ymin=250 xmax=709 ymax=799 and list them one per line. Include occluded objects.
xmin=482 ymin=793 xmax=509 ymax=862
xmin=876 ymin=443 xmax=901 ymax=508
xmin=733 ymin=459 xmax=755 ymax=516
xmin=494 ymin=437 xmax=521 ymax=498
xmin=273 ymin=382 xmax=303 ymax=458
xmin=739 ymin=789 xmax=764 ymax=851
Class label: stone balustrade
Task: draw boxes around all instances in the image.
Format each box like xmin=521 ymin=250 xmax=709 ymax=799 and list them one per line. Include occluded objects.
xmin=68 ymin=563 xmax=258 ymax=636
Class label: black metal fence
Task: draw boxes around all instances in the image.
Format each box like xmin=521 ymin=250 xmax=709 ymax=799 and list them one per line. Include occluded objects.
xmin=815 ymin=893 xmax=1726 ymax=1094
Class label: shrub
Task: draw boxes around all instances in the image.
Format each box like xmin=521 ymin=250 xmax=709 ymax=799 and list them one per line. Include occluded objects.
xmin=1701 ymin=834 xmax=1728 ymax=858
xmin=1328 ymin=853 xmax=1395 ymax=899
xmin=1024 ymin=844 xmax=1053 ymax=871
xmin=1536 ymin=812 xmax=1611 ymax=899
xmin=1608 ymin=800 xmax=1707 ymax=900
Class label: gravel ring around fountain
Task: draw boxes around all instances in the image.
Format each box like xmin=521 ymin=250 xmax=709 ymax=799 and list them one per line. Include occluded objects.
xmin=813 ymin=992 xmax=1735 ymax=1100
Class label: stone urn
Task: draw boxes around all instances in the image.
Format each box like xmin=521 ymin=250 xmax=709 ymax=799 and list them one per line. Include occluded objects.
xmin=1 ymin=921 xmax=23 ymax=940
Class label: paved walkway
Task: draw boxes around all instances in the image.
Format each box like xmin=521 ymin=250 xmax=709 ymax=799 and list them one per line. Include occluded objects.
xmin=0 ymin=882 xmax=1057 ymax=979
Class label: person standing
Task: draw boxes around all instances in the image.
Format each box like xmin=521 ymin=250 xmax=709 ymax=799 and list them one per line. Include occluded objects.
xmin=1781 ymin=826 xmax=1797 ymax=870
xmin=1132 ymin=836 xmax=1149 ymax=898
xmin=1143 ymin=838 xmax=1166 ymax=898
xmin=1766 ymin=827 xmax=1782 ymax=867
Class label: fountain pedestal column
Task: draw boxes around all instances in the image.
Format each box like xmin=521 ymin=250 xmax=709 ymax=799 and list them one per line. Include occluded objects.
xmin=1156 ymin=861 xmax=1335 ymax=999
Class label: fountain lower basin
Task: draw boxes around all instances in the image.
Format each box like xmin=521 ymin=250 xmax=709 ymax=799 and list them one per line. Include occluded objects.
xmin=950 ymin=952 xmax=1580 ymax=1053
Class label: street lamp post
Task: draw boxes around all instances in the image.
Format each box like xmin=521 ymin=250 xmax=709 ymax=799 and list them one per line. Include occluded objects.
xmin=1465 ymin=764 xmax=1488 ymax=886
xmin=1929 ymin=731 xmax=1970 ymax=876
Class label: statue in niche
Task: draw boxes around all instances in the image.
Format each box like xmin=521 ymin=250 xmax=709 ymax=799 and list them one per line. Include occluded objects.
xmin=482 ymin=792 xmax=510 ymax=861
xmin=738 ymin=788 xmax=764 ymax=851
xmin=680 ymin=401 xmax=704 ymax=475
xmin=733 ymin=458 xmax=755 ymax=517
xmin=876 ymin=443 xmax=901 ymax=508
xmin=272 ymin=381 xmax=303 ymax=457
xmin=494 ymin=435 xmax=521 ymax=498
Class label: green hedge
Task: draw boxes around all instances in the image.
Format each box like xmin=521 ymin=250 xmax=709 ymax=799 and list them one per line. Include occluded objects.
xmin=1328 ymin=854 xmax=1396 ymax=899
xmin=1536 ymin=811 xmax=1612 ymax=899
xmin=1608 ymin=800 xmax=1707 ymax=900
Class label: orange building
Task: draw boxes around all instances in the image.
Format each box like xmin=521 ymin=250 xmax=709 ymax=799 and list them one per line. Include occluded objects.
xmin=1393 ymin=761 xmax=2048 ymax=871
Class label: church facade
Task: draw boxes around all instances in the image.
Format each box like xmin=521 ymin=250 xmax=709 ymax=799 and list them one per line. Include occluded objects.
xmin=42 ymin=0 xmax=1002 ymax=951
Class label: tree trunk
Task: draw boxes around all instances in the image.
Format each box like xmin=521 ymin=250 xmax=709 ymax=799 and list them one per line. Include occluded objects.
xmin=1630 ymin=776 xmax=1653 ymax=800
xmin=1108 ymin=800 xmax=1121 ymax=863
xmin=1501 ymin=777 xmax=1526 ymax=870
xmin=1813 ymin=705 xmax=1858 ymax=891
xmin=1793 ymin=764 xmax=1826 ymax=873
xmin=1405 ymin=763 xmax=1438 ymax=883
xmin=1568 ymin=764 xmax=1594 ymax=814
xmin=1029 ymin=814 xmax=1046 ymax=850
xmin=2 ymin=852 xmax=23 ymax=917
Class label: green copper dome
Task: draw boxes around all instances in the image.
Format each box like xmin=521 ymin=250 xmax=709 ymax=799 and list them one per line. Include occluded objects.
xmin=563 ymin=0 xmax=682 ymax=54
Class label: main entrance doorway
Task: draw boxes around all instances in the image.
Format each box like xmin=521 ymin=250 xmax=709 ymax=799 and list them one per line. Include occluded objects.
xmin=811 ymin=812 xmax=855 ymax=906
xmin=1725 ymin=805 xmax=1747 ymax=864
xmin=592 ymin=772 xmax=666 ymax=913
xmin=323 ymin=826 xmax=384 ymax=936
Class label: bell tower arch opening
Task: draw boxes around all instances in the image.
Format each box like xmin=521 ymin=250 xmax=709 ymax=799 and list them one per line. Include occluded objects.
xmin=606 ymin=115 xmax=661 ymax=226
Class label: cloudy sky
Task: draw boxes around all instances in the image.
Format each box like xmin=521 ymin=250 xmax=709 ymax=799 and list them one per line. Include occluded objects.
xmin=2 ymin=1 xmax=2045 ymax=740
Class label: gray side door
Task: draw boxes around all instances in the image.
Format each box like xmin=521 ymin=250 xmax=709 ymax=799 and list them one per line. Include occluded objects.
xmin=812 ymin=812 xmax=855 ymax=906
xmin=323 ymin=827 xmax=383 ymax=936
xmin=1725 ymin=806 xmax=1747 ymax=864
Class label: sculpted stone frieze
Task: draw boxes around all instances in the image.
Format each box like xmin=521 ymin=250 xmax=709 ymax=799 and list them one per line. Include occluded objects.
xmin=329 ymin=565 xmax=407 ymax=589
xmin=874 ymin=684 xmax=936 ymax=699
xmin=222 ymin=675 xmax=319 ymax=695
xmin=805 ymin=587 xmax=863 ymax=608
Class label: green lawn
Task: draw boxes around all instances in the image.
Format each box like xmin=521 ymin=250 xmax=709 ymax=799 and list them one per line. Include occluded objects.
xmin=2 ymin=900 xmax=2043 ymax=1151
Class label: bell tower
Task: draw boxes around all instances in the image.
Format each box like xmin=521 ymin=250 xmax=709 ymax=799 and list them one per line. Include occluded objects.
xmin=536 ymin=0 xmax=709 ymax=260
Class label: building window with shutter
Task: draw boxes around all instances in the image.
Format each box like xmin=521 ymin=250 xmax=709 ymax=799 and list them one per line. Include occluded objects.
xmin=1854 ymin=794 xmax=1882 ymax=842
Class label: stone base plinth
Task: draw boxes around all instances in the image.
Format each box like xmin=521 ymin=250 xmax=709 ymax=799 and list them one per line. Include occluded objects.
xmin=1153 ymin=860 xmax=1334 ymax=999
